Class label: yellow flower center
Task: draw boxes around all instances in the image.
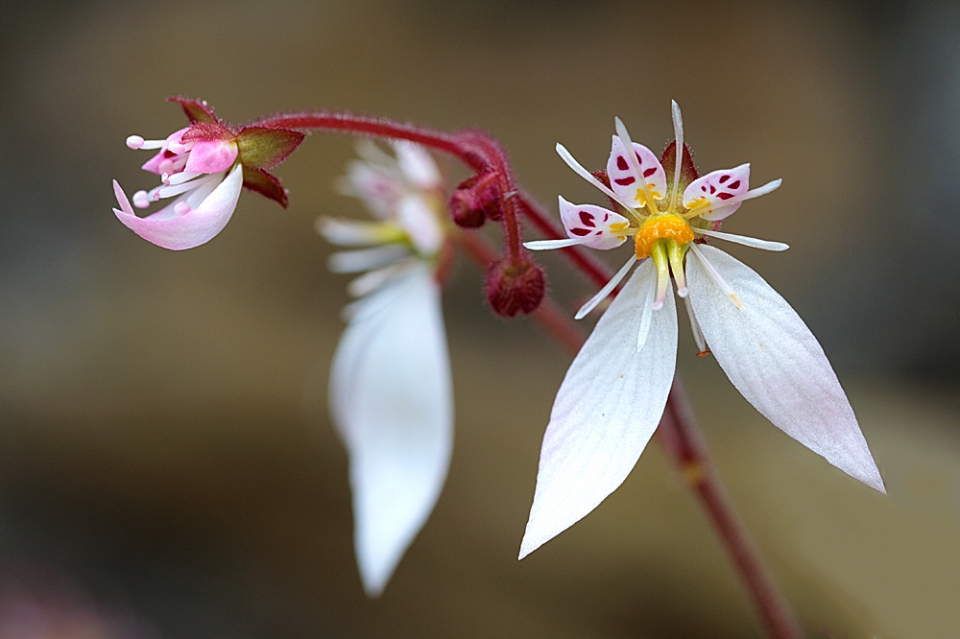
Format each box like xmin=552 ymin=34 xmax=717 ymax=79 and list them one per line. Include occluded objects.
xmin=634 ymin=214 xmax=695 ymax=259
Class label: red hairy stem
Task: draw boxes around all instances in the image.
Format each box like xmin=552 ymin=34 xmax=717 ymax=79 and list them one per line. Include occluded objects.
xmin=257 ymin=108 xmax=799 ymax=635
xmin=659 ymin=381 xmax=804 ymax=639
xmin=255 ymin=111 xmax=490 ymax=173
xmin=454 ymin=132 xmax=521 ymax=261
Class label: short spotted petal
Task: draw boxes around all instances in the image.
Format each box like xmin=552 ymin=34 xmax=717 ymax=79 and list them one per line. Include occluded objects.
xmin=558 ymin=196 xmax=629 ymax=250
xmin=683 ymin=164 xmax=751 ymax=221
xmin=607 ymin=136 xmax=667 ymax=210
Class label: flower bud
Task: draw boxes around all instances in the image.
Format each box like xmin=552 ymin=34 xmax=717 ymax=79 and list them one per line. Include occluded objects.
xmin=449 ymin=172 xmax=503 ymax=228
xmin=486 ymin=255 xmax=545 ymax=317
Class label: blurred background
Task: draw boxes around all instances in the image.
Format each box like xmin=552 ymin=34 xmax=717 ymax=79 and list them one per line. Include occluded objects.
xmin=1 ymin=0 xmax=959 ymax=637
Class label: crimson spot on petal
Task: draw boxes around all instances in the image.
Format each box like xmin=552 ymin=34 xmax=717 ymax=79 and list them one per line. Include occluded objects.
xmin=728 ymin=180 xmax=741 ymax=189
xmin=571 ymin=228 xmax=591 ymax=236
xmin=718 ymin=174 xmax=730 ymax=184
xmin=616 ymin=156 xmax=629 ymax=171
xmin=579 ymin=211 xmax=595 ymax=226
xmin=643 ymin=167 xmax=657 ymax=178
xmin=614 ymin=177 xmax=636 ymax=186
xmin=717 ymin=192 xmax=734 ymax=200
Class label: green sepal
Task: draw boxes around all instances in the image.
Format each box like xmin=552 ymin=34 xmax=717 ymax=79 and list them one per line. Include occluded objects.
xmin=167 ymin=97 xmax=219 ymax=124
xmin=242 ymin=166 xmax=289 ymax=208
xmin=236 ymin=127 xmax=305 ymax=170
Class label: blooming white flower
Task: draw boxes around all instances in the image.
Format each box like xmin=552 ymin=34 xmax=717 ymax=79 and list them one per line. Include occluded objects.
xmin=318 ymin=141 xmax=452 ymax=596
xmin=519 ymin=103 xmax=885 ymax=558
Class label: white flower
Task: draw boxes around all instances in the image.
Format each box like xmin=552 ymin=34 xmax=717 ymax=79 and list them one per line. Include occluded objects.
xmin=319 ymin=141 xmax=452 ymax=595
xmin=519 ymin=103 xmax=884 ymax=559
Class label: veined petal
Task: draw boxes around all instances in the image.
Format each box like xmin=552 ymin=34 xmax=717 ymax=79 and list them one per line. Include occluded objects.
xmin=340 ymin=161 xmax=401 ymax=220
xmin=607 ymin=135 xmax=667 ymax=210
xmin=686 ymin=245 xmax=884 ymax=492
xmin=113 ymin=164 xmax=243 ymax=250
xmin=316 ymin=217 xmax=406 ymax=247
xmin=558 ymin=197 xmax=629 ymax=250
xmin=683 ymin=164 xmax=751 ymax=221
xmin=393 ymin=141 xmax=442 ymax=190
xmin=396 ymin=195 xmax=444 ymax=256
xmin=329 ymin=265 xmax=454 ymax=595
xmin=519 ymin=260 xmax=678 ymax=558
xmin=328 ymin=245 xmax=409 ymax=274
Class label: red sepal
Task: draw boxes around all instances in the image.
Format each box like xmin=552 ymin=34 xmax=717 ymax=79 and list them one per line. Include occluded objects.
xmin=235 ymin=127 xmax=305 ymax=170
xmin=242 ymin=167 xmax=289 ymax=208
xmin=660 ymin=140 xmax=699 ymax=188
xmin=181 ymin=121 xmax=236 ymax=143
xmin=167 ymin=97 xmax=219 ymax=124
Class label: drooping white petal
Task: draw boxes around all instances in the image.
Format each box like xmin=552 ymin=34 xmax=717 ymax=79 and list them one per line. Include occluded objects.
xmin=686 ymin=245 xmax=885 ymax=492
xmin=519 ymin=260 xmax=678 ymax=558
xmin=329 ymin=265 xmax=454 ymax=595
xmin=558 ymin=197 xmax=629 ymax=251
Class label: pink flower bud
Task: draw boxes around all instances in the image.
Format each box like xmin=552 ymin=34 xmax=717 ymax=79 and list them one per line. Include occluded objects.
xmin=485 ymin=255 xmax=545 ymax=317
xmin=448 ymin=172 xmax=503 ymax=228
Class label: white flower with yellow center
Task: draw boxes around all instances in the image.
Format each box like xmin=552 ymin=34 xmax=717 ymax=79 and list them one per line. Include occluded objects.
xmin=318 ymin=141 xmax=452 ymax=595
xmin=519 ymin=103 xmax=885 ymax=558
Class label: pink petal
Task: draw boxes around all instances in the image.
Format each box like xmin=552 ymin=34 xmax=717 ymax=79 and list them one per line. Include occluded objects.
xmin=113 ymin=165 xmax=243 ymax=250
xmin=140 ymin=128 xmax=189 ymax=174
xmin=606 ymin=136 xmax=667 ymax=210
xmin=558 ymin=197 xmax=629 ymax=250
xmin=183 ymin=139 xmax=239 ymax=174
xmin=682 ymin=164 xmax=751 ymax=221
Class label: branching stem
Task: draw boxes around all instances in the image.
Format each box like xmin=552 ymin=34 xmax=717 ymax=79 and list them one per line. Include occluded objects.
xmin=260 ymin=109 xmax=802 ymax=639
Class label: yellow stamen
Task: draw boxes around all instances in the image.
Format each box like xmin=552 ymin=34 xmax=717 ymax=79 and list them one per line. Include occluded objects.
xmin=634 ymin=214 xmax=695 ymax=259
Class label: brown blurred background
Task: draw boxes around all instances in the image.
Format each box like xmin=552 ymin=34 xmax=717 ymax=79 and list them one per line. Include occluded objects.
xmin=1 ymin=0 xmax=959 ymax=637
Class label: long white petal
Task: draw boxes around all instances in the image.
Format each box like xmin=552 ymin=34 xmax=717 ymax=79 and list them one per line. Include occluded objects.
xmin=524 ymin=238 xmax=588 ymax=251
xmin=574 ymin=255 xmax=637 ymax=320
xmin=686 ymin=245 xmax=885 ymax=492
xmin=329 ymin=265 xmax=454 ymax=595
xmin=693 ymin=228 xmax=789 ymax=252
xmin=519 ymin=260 xmax=678 ymax=558
xmin=328 ymin=245 xmax=408 ymax=274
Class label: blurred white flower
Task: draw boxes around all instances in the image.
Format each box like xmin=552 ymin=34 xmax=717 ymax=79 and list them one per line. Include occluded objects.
xmin=519 ymin=103 xmax=884 ymax=558
xmin=318 ymin=141 xmax=452 ymax=596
